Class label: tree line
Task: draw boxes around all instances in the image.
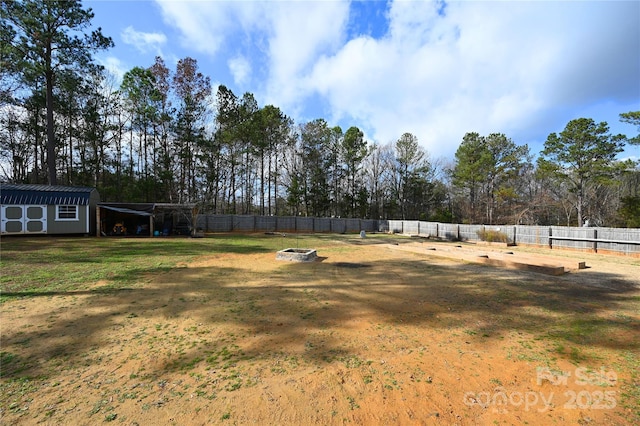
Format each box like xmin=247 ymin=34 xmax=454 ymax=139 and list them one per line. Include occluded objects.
xmin=1 ymin=0 xmax=639 ymax=227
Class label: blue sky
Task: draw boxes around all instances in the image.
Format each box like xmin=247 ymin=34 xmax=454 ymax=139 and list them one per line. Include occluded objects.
xmin=86 ymin=0 xmax=640 ymax=161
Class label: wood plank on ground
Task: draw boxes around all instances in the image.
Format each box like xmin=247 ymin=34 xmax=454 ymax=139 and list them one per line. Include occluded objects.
xmin=385 ymin=242 xmax=587 ymax=276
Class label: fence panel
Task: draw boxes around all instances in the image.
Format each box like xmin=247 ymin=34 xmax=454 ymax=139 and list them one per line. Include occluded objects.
xmin=515 ymin=225 xmax=549 ymax=247
xmin=197 ymin=214 xmax=638 ymax=256
xmin=255 ymin=216 xmax=277 ymax=232
xmin=228 ymin=215 xmax=252 ymax=232
xmin=314 ymin=218 xmax=332 ymax=233
xmin=401 ymin=221 xmax=420 ymax=235
xmin=295 ymin=217 xmax=314 ymax=232
xmin=377 ymin=220 xmax=389 ymax=233
xmin=344 ymin=218 xmax=363 ymax=233
xmin=459 ymin=224 xmax=479 ymax=241
xmin=361 ymin=220 xmax=378 ymax=232
xmin=276 ymin=216 xmax=296 ymax=233
xmin=590 ymin=227 xmax=640 ymax=255
xmin=201 ymin=214 xmax=233 ymax=232
xmin=550 ymin=226 xmax=591 ymax=251
xmin=387 ymin=220 xmax=404 ymax=234
xmin=438 ymin=223 xmax=459 ymax=240
xmin=330 ymin=218 xmax=346 ymax=233
xmin=418 ymin=221 xmax=438 ymax=237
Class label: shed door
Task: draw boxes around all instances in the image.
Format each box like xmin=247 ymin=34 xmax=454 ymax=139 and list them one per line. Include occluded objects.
xmin=1 ymin=205 xmax=47 ymax=234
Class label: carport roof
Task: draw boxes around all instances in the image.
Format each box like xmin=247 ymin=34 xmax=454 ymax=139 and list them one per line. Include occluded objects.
xmin=98 ymin=203 xmax=154 ymax=216
xmin=0 ymin=183 xmax=96 ymax=205
xmin=98 ymin=203 xmax=196 ymax=216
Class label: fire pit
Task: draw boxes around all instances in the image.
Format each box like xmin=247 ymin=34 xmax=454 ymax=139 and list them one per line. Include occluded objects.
xmin=276 ymin=248 xmax=317 ymax=262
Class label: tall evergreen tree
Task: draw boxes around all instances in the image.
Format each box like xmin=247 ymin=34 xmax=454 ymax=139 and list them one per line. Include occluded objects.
xmin=215 ymin=85 xmax=241 ymax=212
xmin=620 ymin=111 xmax=640 ymax=145
xmin=1 ymin=0 xmax=112 ymax=185
xmin=539 ymin=118 xmax=626 ymax=227
xmin=327 ymin=126 xmax=343 ymax=217
xmin=254 ymin=105 xmax=291 ymax=215
xmin=451 ymin=132 xmax=529 ymax=224
xmin=394 ymin=132 xmax=429 ymax=220
xmin=120 ymin=66 xmax=160 ymax=200
xmin=300 ymin=119 xmax=332 ymax=216
xmin=0 ymin=16 xmax=19 ymax=106
xmin=173 ymin=57 xmax=211 ymax=202
xmin=237 ymin=92 xmax=259 ymax=213
xmin=149 ymin=56 xmax=175 ymax=202
xmin=450 ymin=132 xmax=489 ymax=223
xmin=342 ymin=126 xmax=368 ymax=217
xmin=482 ymin=133 xmax=529 ymax=224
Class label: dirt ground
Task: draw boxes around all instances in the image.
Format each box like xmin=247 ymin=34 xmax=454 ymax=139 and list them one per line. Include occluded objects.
xmin=1 ymin=237 xmax=639 ymax=425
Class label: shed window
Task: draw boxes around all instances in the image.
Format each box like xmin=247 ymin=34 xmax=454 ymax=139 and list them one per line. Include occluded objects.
xmin=57 ymin=205 xmax=78 ymax=221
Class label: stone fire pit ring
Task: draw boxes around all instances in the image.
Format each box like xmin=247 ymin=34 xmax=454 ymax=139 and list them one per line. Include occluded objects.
xmin=276 ymin=248 xmax=318 ymax=262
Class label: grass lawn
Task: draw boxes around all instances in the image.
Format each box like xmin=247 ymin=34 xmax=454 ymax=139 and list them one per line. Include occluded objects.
xmin=1 ymin=233 xmax=638 ymax=425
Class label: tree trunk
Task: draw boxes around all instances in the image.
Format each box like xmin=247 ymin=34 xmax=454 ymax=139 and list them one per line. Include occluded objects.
xmin=577 ymin=192 xmax=584 ymax=227
xmin=45 ymin=68 xmax=57 ymax=185
xmin=260 ymin=148 xmax=265 ymax=215
xmin=33 ymin=110 xmax=40 ymax=183
xmin=268 ymin=151 xmax=273 ymax=215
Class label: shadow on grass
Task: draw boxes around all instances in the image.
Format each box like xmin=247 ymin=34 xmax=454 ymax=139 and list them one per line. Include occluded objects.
xmin=0 ymin=235 xmax=278 ymax=295
xmin=2 ymin=241 xmax=639 ymax=385
xmin=0 ymin=288 xmax=137 ymax=298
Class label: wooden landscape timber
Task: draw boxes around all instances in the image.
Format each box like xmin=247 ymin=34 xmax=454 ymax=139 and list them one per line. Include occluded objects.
xmin=387 ymin=242 xmax=587 ymax=276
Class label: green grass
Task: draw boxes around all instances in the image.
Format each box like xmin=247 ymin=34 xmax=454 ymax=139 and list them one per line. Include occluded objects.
xmin=0 ymin=234 xmax=335 ymax=301
xmin=1 ymin=233 xmax=638 ymax=424
xmin=618 ymin=350 xmax=640 ymax=423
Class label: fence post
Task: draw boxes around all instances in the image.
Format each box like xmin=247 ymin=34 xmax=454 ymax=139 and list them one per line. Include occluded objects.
xmin=548 ymin=227 xmax=553 ymax=249
xmin=513 ymin=225 xmax=517 ymax=245
xmin=594 ymin=229 xmax=598 ymax=253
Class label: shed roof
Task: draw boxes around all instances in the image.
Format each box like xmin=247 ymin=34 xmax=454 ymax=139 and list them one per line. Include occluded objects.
xmin=0 ymin=183 xmax=96 ymax=205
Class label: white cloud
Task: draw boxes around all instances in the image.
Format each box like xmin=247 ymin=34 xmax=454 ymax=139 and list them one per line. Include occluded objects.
xmin=152 ymin=0 xmax=639 ymax=159
xmin=99 ymin=56 xmax=127 ymax=83
xmin=121 ymin=26 xmax=167 ymax=55
xmin=305 ymin=1 xmax=640 ymax=157
xmin=155 ymin=0 xmax=350 ymax=116
xmin=260 ymin=1 xmax=350 ymax=113
xmin=155 ymin=0 xmax=265 ymax=55
xmin=228 ymin=56 xmax=251 ymax=87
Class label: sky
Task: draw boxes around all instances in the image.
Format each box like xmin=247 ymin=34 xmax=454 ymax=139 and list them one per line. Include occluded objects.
xmin=86 ymin=0 xmax=640 ymax=162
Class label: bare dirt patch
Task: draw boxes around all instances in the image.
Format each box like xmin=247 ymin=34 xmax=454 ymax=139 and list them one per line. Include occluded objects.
xmin=1 ymin=236 xmax=639 ymax=425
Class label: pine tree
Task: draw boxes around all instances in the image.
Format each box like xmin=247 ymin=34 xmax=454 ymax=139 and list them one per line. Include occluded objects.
xmin=1 ymin=0 xmax=112 ymax=184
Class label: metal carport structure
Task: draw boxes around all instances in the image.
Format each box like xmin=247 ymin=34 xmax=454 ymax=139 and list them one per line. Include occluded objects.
xmin=96 ymin=203 xmax=197 ymax=237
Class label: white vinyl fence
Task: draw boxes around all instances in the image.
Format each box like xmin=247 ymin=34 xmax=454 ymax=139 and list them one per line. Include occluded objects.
xmin=196 ymin=215 xmax=640 ymax=256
